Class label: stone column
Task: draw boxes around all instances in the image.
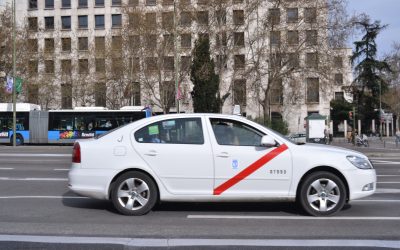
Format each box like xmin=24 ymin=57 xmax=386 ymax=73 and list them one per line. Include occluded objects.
xmin=372 ymin=119 xmax=375 ymax=134
xmin=358 ymin=120 xmax=362 ymax=134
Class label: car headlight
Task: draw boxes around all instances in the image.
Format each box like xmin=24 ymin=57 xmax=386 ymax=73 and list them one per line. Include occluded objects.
xmin=346 ymin=155 xmax=373 ymax=169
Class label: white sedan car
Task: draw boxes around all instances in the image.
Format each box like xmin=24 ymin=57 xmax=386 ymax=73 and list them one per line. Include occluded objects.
xmin=68 ymin=114 xmax=376 ymax=216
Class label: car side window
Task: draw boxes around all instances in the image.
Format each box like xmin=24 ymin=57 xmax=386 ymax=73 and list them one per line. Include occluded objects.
xmin=135 ymin=118 xmax=204 ymax=145
xmin=210 ymin=118 xmax=264 ymax=146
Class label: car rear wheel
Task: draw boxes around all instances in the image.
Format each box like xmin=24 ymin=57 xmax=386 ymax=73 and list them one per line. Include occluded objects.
xmin=299 ymin=172 xmax=346 ymax=216
xmin=111 ymin=171 xmax=158 ymax=216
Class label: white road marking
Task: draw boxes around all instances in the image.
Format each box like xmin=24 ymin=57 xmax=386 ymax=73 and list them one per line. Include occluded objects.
xmin=352 ymin=200 xmax=400 ymax=202
xmin=187 ymin=215 xmax=400 ymax=221
xmin=378 ymin=182 xmax=400 ymax=184
xmin=0 ymin=196 xmax=88 ymax=199
xmin=375 ymin=188 xmax=400 ymax=194
xmin=0 ymin=153 xmax=71 ymax=157
xmin=53 ymin=169 xmax=69 ymax=171
xmin=377 ymin=175 xmax=400 ymax=177
xmin=0 ymin=168 xmax=14 ymax=170
xmin=371 ymin=160 xmax=400 ymax=164
xmin=0 ymin=177 xmax=67 ymax=181
xmin=0 ymin=235 xmax=399 ymax=248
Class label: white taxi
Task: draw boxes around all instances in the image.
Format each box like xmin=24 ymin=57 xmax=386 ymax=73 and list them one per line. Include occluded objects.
xmin=68 ymin=114 xmax=376 ymax=216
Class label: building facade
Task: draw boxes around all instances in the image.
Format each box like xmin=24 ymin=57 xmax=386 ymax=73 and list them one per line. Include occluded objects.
xmin=13 ymin=0 xmax=352 ymax=133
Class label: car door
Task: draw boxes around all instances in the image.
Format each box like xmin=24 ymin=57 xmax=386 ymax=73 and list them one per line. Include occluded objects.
xmin=133 ymin=117 xmax=214 ymax=195
xmin=208 ymin=117 xmax=292 ymax=197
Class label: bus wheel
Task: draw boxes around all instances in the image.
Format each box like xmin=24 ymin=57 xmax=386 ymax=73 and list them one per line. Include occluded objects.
xmin=10 ymin=134 xmax=24 ymax=146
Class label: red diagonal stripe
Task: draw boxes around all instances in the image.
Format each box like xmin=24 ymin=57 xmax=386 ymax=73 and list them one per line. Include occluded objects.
xmin=213 ymin=144 xmax=289 ymax=195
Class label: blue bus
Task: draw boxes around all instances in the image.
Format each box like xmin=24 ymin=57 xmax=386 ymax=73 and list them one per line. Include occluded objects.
xmin=0 ymin=103 xmax=149 ymax=145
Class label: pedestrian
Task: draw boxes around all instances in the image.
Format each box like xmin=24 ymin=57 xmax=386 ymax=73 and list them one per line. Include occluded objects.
xmin=347 ymin=126 xmax=352 ymax=143
xmin=324 ymin=128 xmax=329 ymax=144
xmin=396 ymin=129 xmax=400 ymax=144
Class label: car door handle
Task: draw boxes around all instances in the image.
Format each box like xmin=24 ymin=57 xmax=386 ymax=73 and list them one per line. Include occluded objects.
xmin=144 ymin=150 xmax=158 ymax=156
xmin=216 ymin=152 xmax=229 ymax=158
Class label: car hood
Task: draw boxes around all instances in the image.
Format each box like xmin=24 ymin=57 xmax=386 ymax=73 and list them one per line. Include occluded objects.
xmin=298 ymin=143 xmax=368 ymax=159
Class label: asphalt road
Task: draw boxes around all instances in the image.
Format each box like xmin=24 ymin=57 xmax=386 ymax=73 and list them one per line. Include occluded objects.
xmin=0 ymin=145 xmax=399 ymax=249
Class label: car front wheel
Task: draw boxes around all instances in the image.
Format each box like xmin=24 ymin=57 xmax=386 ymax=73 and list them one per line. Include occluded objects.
xmin=299 ymin=172 xmax=346 ymax=216
xmin=111 ymin=171 xmax=158 ymax=216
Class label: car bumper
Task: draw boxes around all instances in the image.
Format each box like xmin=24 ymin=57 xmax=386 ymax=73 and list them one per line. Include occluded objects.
xmin=68 ymin=163 xmax=117 ymax=200
xmin=345 ymin=168 xmax=377 ymax=201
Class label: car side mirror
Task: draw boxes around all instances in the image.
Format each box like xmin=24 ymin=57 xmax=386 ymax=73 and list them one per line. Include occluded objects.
xmin=261 ymin=135 xmax=277 ymax=147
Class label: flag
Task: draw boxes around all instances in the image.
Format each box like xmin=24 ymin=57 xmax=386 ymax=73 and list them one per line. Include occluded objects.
xmin=15 ymin=77 xmax=23 ymax=94
xmin=5 ymin=76 xmax=13 ymax=94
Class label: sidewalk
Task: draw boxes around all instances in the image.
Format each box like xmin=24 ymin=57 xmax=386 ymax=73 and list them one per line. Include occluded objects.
xmin=330 ymin=137 xmax=400 ymax=158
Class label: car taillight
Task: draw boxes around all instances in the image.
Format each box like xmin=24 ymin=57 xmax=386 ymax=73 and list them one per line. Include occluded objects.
xmin=72 ymin=143 xmax=81 ymax=163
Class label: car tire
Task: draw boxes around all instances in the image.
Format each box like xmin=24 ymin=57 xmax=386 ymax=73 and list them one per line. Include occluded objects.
xmin=111 ymin=171 xmax=158 ymax=216
xmin=299 ymin=171 xmax=346 ymax=216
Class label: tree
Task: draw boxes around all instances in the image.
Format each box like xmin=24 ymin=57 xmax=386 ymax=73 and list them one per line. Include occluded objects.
xmin=191 ymin=37 xmax=220 ymax=113
xmin=351 ymin=19 xmax=391 ymax=130
xmin=382 ymin=42 xmax=400 ymax=130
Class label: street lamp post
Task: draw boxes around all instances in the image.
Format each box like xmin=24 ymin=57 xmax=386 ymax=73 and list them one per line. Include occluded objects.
xmin=173 ymin=0 xmax=180 ymax=113
xmin=379 ymin=81 xmax=382 ymax=139
xmin=12 ymin=0 xmax=17 ymax=147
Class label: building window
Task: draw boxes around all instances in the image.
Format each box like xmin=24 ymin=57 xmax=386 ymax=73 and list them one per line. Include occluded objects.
xmin=163 ymin=56 xmax=174 ymax=71
xmin=28 ymin=17 xmax=38 ymax=31
xmin=61 ymin=84 xmax=72 ymax=109
xmin=180 ymin=12 xmax=192 ymax=26
xmin=335 ymin=73 xmax=343 ymax=84
xmin=95 ymin=0 xmax=104 ymax=7
xmin=197 ymin=11 xmax=208 ymax=26
xmin=79 ymin=59 xmax=89 ymax=74
xmin=129 ymin=0 xmax=139 ymax=6
xmin=146 ymin=57 xmax=158 ymax=71
xmin=233 ymin=79 xmax=246 ymax=107
xmin=287 ymin=30 xmax=298 ymax=46
xmin=78 ymin=0 xmax=88 ymax=8
xmin=95 ymin=15 xmax=105 ymax=29
xmin=270 ymin=31 xmax=281 ymax=46
xmin=306 ymin=53 xmax=318 ymax=68
xmin=27 ymin=85 xmax=39 ymax=104
xmin=306 ymin=30 xmax=318 ymax=46
xmin=334 ymin=56 xmax=343 ymax=68
xmin=181 ymin=56 xmax=191 ymax=71
xmin=335 ymin=92 xmax=344 ymax=101
xmin=145 ymin=13 xmax=157 ymax=29
xmin=146 ymin=0 xmax=157 ymax=6
xmin=126 ymin=82 xmax=141 ymax=106
xmin=162 ymin=12 xmax=173 ymax=30
xmin=181 ymin=34 xmax=191 ymax=48
xmin=234 ymin=55 xmax=245 ymax=70
xmin=216 ymin=10 xmax=226 ymax=25
xmin=44 ymin=17 xmax=54 ymax=30
xmin=305 ymin=8 xmax=317 ymax=23
xmin=216 ymin=32 xmax=227 ymax=48
xmin=61 ymin=16 xmax=71 ymax=30
xmin=233 ymin=10 xmax=244 ymax=25
xmin=269 ymin=8 xmax=280 ymax=25
xmin=61 ymin=0 xmax=71 ymax=8
xmin=112 ymin=14 xmax=122 ymax=28
xmin=29 ymin=0 xmax=38 ymax=9
xmin=145 ymin=35 xmax=157 ymax=50
xmin=129 ymin=57 xmax=140 ymax=73
xmin=161 ymin=81 xmax=176 ymax=107
xmin=78 ymin=15 xmax=88 ymax=29
xmin=95 ymin=37 xmax=105 ymax=53
xmin=286 ymin=8 xmax=298 ymax=23
xmin=78 ymin=37 xmax=88 ymax=51
xmin=234 ymin=32 xmax=245 ymax=47
xmin=306 ymin=78 xmax=319 ymax=103
xmin=112 ymin=36 xmax=123 ymax=51
xmin=61 ymin=60 xmax=72 ymax=74
xmin=28 ymin=60 xmax=38 ymax=75
xmin=44 ymin=60 xmax=54 ymax=74
xmin=61 ymin=38 xmax=71 ymax=52
xmin=28 ymin=39 xmax=38 ymax=53
xmin=44 ymin=38 xmax=54 ymax=53
xmin=287 ymin=53 xmax=299 ymax=69
xmin=45 ymin=0 xmax=54 ymax=9
xmin=95 ymin=58 xmax=105 ymax=73
xmin=270 ymin=79 xmax=283 ymax=104
xmin=112 ymin=0 xmax=122 ymax=6
xmin=95 ymin=82 xmax=107 ymax=107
